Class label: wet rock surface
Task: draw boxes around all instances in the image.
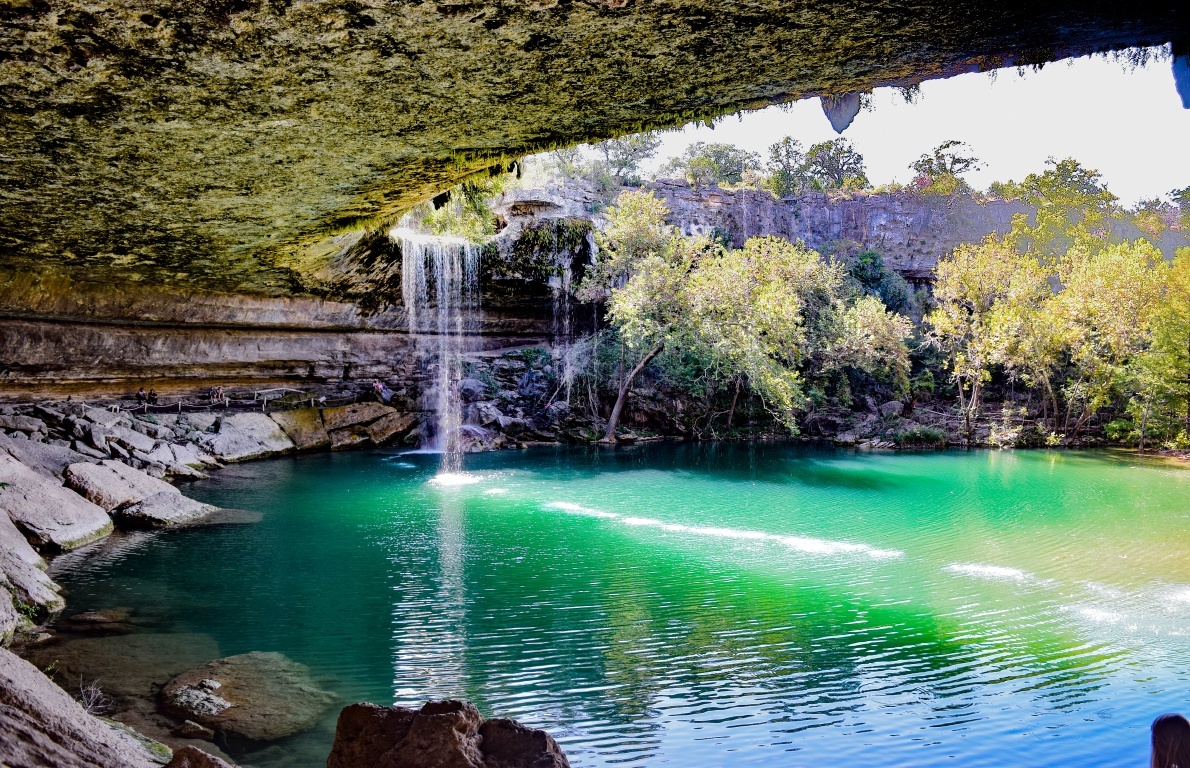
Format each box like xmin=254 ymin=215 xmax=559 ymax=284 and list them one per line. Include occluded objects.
xmin=112 ymin=492 xmax=219 ymax=530
xmin=327 ymin=700 xmax=569 ymax=768
xmin=161 ymin=652 xmax=337 ymax=744
xmin=0 ymin=647 xmax=166 ymax=768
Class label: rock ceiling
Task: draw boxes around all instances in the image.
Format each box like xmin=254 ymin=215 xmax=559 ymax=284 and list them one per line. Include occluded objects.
xmin=0 ymin=0 xmax=1185 ymax=296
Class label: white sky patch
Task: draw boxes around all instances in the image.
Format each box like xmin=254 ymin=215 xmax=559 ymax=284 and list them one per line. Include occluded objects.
xmin=640 ymin=49 xmax=1188 ymax=206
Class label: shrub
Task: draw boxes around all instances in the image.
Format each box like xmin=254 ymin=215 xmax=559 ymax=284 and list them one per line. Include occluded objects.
xmin=894 ymin=426 xmax=947 ymax=447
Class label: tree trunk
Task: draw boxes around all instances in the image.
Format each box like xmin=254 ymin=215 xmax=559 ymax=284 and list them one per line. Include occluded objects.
xmin=601 ymin=342 xmax=665 ymax=443
xmin=726 ymin=376 xmax=742 ymax=430
xmin=1139 ymin=401 xmax=1150 ymax=453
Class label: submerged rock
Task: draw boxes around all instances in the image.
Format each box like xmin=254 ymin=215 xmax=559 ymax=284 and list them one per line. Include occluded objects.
xmin=112 ymin=492 xmax=219 ymax=530
xmin=165 ymin=746 xmax=236 ymax=768
xmin=160 ymin=652 xmax=336 ymax=744
xmin=0 ymin=452 xmax=113 ymax=552
xmin=327 ymin=700 xmax=569 ymax=768
xmin=0 ymin=648 xmax=165 ymax=768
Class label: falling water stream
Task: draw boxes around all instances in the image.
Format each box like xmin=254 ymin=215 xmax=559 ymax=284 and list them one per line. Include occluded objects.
xmin=392 ymin=227 xmax=480 ymax=470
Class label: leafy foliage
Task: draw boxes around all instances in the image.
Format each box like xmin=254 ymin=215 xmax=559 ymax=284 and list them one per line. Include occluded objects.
xmin=659 ymin=142 xmax=762 ymax=187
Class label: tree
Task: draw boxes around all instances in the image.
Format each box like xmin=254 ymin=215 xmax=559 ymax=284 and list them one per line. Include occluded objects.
xmin=847 ymin=249 xmax=911 ymax=314
xmin=1051 ymin=239 xmax=1166 ymax=438
xmin=658 ymin=142 xmax=761 ymax=187
xmin=804 ymin=139 xmax=868 ymax=190
xmin=998 ymin=158 xmax=1121 ymax=261
xmin=595 ymin=132 xmax=663 ymax=184
xmin=1130 ymin=248 xmax=1190 ymax=446
xmin=686 ymin=237 xmax=845 ymax=429
xmin=911 ymin=140 xmax=982 ymax=178
xmin=582 ymin=190 xmax=712 ymax=441
xmin=825 ymin=296 xmax=914 ymax=394
xmin=926 ymin=236 xmax=1026 ymax=436
xmin=765 ymin=137 xmax=812 ymax=197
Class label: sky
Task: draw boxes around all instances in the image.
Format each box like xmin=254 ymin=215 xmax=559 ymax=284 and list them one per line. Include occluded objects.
xmin=637 ymin=48 xmax=1190 ymax=206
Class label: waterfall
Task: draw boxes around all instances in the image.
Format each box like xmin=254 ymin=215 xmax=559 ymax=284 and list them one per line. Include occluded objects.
xmin=392 ymin=227 xmax=480 ymax=466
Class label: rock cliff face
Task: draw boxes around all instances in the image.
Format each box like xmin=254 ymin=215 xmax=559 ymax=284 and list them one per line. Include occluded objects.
xmin=651 ymin=182 xmax=1029 ymax=281
xmin=0 ymin=266 xmax=550 ymax=396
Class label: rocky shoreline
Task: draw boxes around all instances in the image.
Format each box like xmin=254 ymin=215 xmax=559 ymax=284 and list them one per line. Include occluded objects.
xmin=0 ymin=382 xmax=580 ymax=767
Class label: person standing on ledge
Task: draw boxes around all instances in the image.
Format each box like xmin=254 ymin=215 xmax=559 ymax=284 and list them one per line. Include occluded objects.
xmin=136 ymin=387 xmax=146 ymax=405
xmin=1152 ymin=713 xmax=1190 ymax=768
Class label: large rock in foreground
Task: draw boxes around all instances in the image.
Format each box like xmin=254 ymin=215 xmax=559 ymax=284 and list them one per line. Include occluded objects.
xmin=0 ymin=453 xmax=112 ymax=552
xmin=160 ymin=652 xmax=336 ymax=744
xmin=328 ymin=700 xmax=569 ymax=768
xmin=0 ymin=648 xmax=166 ymax=768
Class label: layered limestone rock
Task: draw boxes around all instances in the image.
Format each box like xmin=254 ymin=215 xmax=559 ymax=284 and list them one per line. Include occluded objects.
xmin=112 ymin=492 xmax=220 ymax=530
xmin=193 ymin=413 xmax=296 ymax=463
xmin=0 ymin=0 xmax=1181 ymax=296
xmin=0 ymin=648 xmax=168 ymax=768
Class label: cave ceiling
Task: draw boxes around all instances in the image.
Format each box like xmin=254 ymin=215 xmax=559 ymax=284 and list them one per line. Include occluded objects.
xmin=0 ymin=0 xmax=1186 ymax=297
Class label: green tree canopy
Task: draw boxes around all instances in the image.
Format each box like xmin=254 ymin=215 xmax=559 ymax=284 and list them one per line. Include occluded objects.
xmin=804 ymin=139 xmax=868 ymax=190
xmin=659 ymin=142 xmax=762 ymax=187
xmin=595 ymin=132 xmax=663 ymax=184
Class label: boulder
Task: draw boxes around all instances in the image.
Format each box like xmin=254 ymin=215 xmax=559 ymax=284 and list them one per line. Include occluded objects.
xmin=0 ymin=453 xmax=113 ymax=552
xmin=0 ymin=511 xmax=64 ymax=615
xmin=82 ymin=409 xmax=127 ymax=428
xmin=466 ymin=402 xmax=504 ymax=427
xmin=366 ymin=412 xmax=418 ymax=445
xmin=64 ymin=460 xmax=179 ymax=513
xmin=108 ymin=426 xmax=159 ymax=455
xmin=457 ymin=378 xmax=489 ymax=403
xmin=323 ymin=402 xmax=394 ymax=431
xmin=130 ymin=420 xmax=177 ymax=441
xmin=481 ymin=718 xmax=571 ymax=768
xmin=170 ymin=443 xmax=219 ymax=469
xmin=330 ymin=426 xmax=371 ymax=451
xmin=160 ymin=652 xmax=336 ymax=743
xmin=0 ymin=434 xmax=97 ymax=480
xmin=86 ymin=423 xmax=115 ymax=453
xmin=327 ymin=700 xmax=570 ymax=768
xmin=0 ymin=648 xmax=164 ymax=768
xmin=0 ymin=414 xmax=45 ymax=434
xmin=0 ymin=588 xmax=20 ymax=644
xmin=879 ymin=400 xmax=905 ymax=418
xmin=181 ymin=414 xmax=218 ymax=433
xmin=165 ymin=746 xmax=236 ymax=768
xmin=197 ymin=414 xmax=295 ymax=462
xmin=112 ymin=492 xmax=219 ymax=530
xmin=269 ymin=408 xmax=331 ymax=450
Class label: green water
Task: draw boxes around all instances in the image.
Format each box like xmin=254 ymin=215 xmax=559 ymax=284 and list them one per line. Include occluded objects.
xmin=52 ymin=444 xmax=1190 ymax=767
